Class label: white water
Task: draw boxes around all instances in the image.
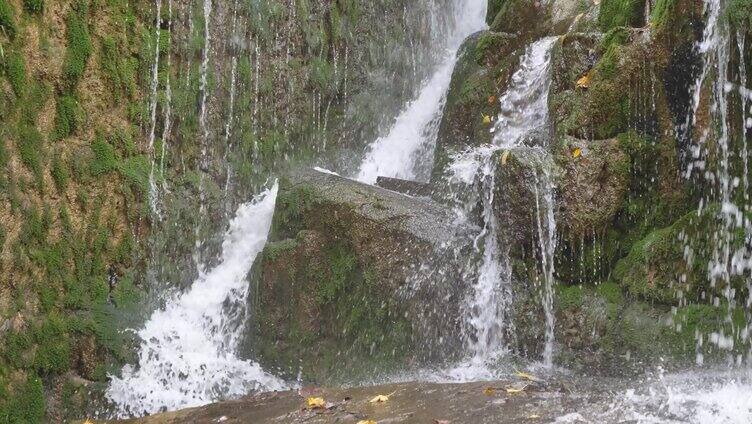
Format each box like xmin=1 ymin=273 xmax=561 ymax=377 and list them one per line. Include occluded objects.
xmin=560 ymin=370 xmax=752 ymax=423
xmin=445 ymin=37 xmax=558 ymax=379
xmin=355 ymin=0 xmax=487 ymax=184
xmin=534 ymin=165 xmax=558 ymax=368
xmin=107 ymin=185 xmax=286 ymax=417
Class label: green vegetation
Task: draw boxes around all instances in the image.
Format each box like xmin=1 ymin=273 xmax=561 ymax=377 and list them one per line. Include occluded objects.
xmin=4 ymin=51 xmax=26 ymax=96
xmin=0 ymin=0 xmax=16 ymax=39
xmin=727 ymin=0 xmax=752 ymax=27
xmin=598 ymin=0 xmax=645 ymax=31
xmin=63 ymin=2 xmax=92 ymax=88
xmin=23 ymin=0 xmax=43 ymax=15
xmin=650 ymin=0 xmax=676 ymax=29
xmin=55 ymin=95 xmax=81 ymax=139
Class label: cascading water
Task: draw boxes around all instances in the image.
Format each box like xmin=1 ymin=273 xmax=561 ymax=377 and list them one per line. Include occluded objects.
xmin=355 ymin=0 xmax=487 ymax=184
xmin=445 ymin=37 xmax=558 ymax=377
xmin=106 ymin=185 xmax=285 ymax=417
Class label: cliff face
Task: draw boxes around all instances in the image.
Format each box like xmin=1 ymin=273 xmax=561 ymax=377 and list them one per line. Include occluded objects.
xmin=0 ymin=0 xmax=452 ymax=420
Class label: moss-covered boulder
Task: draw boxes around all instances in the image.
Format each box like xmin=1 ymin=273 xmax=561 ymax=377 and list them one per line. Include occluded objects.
xmin=246 ymin=169 xmax=469 ymax=383
xmin=557 ymin=137 xmax=630 ymax=237
xmin=612 ymin=206 xmax=749 ymax=304
xmin=431 ymin=31 xmax=524 ymax=181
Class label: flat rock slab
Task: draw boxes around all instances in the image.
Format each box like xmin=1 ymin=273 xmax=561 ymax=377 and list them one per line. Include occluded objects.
xmin=286 ymin=168 xmax=460 ymax=247
xmin=111 ymin=378 xmax=609 ymax=423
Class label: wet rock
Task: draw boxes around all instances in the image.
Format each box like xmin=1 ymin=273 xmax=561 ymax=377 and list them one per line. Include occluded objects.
xmin=556 ymin=136 xmax=630 ymax=238
xmin=375 ymin=176 xmax=433 ymax=197
xmin=246 ymin=169 xmax=470 ymax=383
xmin=431 ymin=31 xmax=523 ymax=181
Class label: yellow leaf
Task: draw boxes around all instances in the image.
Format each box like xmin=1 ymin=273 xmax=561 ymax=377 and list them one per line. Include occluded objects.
xmin=306 ymin=397 xmax=326 ymax=408
xmin=505 ymin=383 xmax=529 ymax=394
xmin=528 ymin=414 xmax=541 ymax=419
xmin=357 ymin=421 xmax=377 ymax=424
xmin=83 ymin=420 xmax=95 ymax=424
xmin=514 ymin=370 xmax=538 ymax=381
xmin=369 ymin=394 xmax=389 ymax=403
xmin=572 ymin=148 xmax=582 ymax=158
xmin=482 ymin=114 xmax=492 ymax=125
xmin=483 ymin=386 xmax=496 ymax=396
xmin=576 ymin=73 xmax=591 ymax=89
xmin=501 ymin=150 xmax=510 ymax=165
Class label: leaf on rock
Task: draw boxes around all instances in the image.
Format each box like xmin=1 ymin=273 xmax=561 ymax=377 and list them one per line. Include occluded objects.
xmin=369 ymin=394 xmax=389 ymax=403
xmin=572 ymin=148 xmax=582 ymax=158
xmin=488 ymin=95 xmax=497 ymax=105
xmin=357 ymin=420 xmax=377 ymax=424
xmin=505 ymin=383 xmax=529 ymax=394
xmin=306 ymin=397 xmax=326 ymax=409
xmin=482 ymin=114 xmax=492 ymax=125
xmin=501 ymin=150 xmax=510 ymax=165
xmin=434 ymin=420 xmax=450 ymax=424
xmin=576 ymin=73 xmax=591 ymax=89
xmin=514 ymin=370 xmax=539 ymax=381
xmin=483 ymin=386 xmax=497 ymax=396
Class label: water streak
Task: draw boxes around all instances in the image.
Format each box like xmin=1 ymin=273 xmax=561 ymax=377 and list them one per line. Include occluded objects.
xmin=107 ymin=185 xmax=286 ymax=417
xmin=356 ymin=0 xmax=487 ymax=184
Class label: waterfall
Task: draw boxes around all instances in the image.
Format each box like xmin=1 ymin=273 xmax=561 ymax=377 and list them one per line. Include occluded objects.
xmin=446 ymin=37 xmax=558 ymax=378
xmin=147 ymin=0 xmax=163 ymax=220
xmin=533 ymin=166 xmax=558 ymax=368
xmin=106 ymin=185 xmax=285 ymax=417
xmin=355 ymin=0 xmax=487 ymax=184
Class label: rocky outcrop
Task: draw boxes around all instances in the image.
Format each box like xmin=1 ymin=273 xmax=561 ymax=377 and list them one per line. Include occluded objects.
xmin=246 ymin=169 xmax=471 ymax=382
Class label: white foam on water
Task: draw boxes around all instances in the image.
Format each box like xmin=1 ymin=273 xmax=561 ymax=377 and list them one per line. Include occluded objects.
xmin=107 ymin=184 xmax=286 ymax=417
xmin=561 ymin=371 xmax=752 ymax=424
xmin=355 ymin=0 xmax=487 ymax=184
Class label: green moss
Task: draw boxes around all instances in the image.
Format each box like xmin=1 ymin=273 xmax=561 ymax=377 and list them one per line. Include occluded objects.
xmin=116 ymin=154 xmax=150 ymax=195
xmin=487 ymin=0 xmax=506 ymax=24
xmin=100 ymin=36 xmax=137 ymax=100
xmin=272 ymin=183 xmax=317 ymax=238
xmin=23 ymin=0 xmax=43 ymax=14
xmin=315 ymin=243 xmax=358 ymax=304
xmin=4 ymin=51 xmax=26 ymax=96
xmin=557 ymin=284 xmax=585 ymax=309
xmin=16 ymin=124 xmax=43 ymax=178
xmin=727 ymin=0 xmax=752 ymax=27
xmin=63 ymin=3 xmax=92 ymax=88
xmin=596 ymin=281 xmax=623 ymax=304
xmin=51 ymin=153 xmax=69 ymax=192
xmin=54 ymin=95 xmax=81 ymax=139
xmin=650 ymin=0 xmax=676 ymax=29
xmin=474 ymin=32 xmax=507 ymax=64
xmin=33 ymin=314 xmax=71 ymax=374
xmin=0 ymin=0 xmax=16 ymax=39
xmin=263 ymin=238 xmax=299 ymax=262
xmin=90 ymin=135 xmax=117 ymax=175
xmin=598 ymin=0 xmax=645 ymax=31
xmin=2 ymin=374 xmax=45 ymax=423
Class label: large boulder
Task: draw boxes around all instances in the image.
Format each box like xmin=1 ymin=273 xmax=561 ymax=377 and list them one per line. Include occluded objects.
xmin=245 ymin=169 xmax=470 ymax=382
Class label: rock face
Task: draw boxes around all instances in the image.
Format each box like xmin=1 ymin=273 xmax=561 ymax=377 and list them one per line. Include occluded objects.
xmin=246 ymin=0 xmax=752 ymax=381
xmin=246 ymin=169 xmax=470 ymax=382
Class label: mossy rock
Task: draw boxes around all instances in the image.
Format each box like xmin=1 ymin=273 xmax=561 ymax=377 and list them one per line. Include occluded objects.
xmin=248 ymin=169 xmax=467 ymax=383
xmin=612 ymin=206 xmax=748 ymax=304
xmin=597 ymin=0 xmax=645 ymax=31
xmin=431 ymin=31 xmax=523 ymax=181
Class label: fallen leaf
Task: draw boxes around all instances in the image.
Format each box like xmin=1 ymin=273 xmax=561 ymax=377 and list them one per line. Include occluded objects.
xmin=306 ymin=397 xmax=326 ymax=409
xmin=572 ymin=147 xmax=582 ymax=158
xmin=434 ymin=420 xmax=450 ymax=424
xmin=528 ymin=414 xmax=541 ymax=419
xmin=357 ymin=421 xmax=377 ymax=424
xmin=505 ymin=383 xmax=529 ymax=394
xmin=576 ymin=73 xmax=591 ymax=89
xmin=369 ymin=394 xmax=389 ymax=403
xmin=514 ymin=370 xmax=538 ymax=381
xmin=488 ymin=95 xmax=497 ymax=105
xmin=483 ymin=386 xmax=496 ymax=396
xmin=501 ymin=150 xmax=510 ymax=165
xmin=83 ymin=420 xmax=95 ymax=424
xmin=482 ymin=114 xmax=492 ymax=125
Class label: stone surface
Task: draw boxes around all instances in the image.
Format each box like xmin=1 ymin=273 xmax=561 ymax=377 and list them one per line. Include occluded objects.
xmin=246 ymin=169 xmax=471 ymax=383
